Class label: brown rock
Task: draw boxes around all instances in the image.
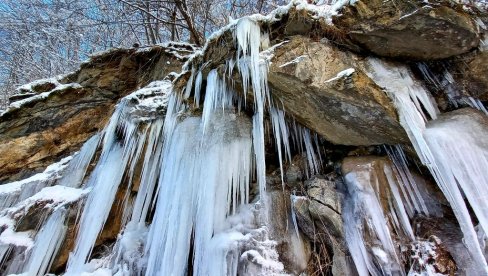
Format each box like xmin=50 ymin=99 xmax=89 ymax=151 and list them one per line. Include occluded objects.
xmin=268 ymin=36 xmax=408 ymax=145
xmin=333 ymin=0 xmax=480 ymax=60
xmin=0 ymin=46 xmax=185 ymax=184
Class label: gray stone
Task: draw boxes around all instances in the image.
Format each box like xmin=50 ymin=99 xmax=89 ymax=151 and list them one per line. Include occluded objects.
xmin=333 ymin=0 xmax=480 ymax=60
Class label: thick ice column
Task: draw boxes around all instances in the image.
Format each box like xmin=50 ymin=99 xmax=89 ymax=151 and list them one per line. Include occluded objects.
xmin=424 ymin=109 xmax=488 ymax=239
xmin=23 ymin=208 xmax=68 ymax=276
xmin=145 ymin=111 xmax=253 ymax=276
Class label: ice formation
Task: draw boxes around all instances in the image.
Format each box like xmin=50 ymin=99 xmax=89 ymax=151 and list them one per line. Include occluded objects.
xmin=343 ymin=160 xmax=414 ymax=276
xmin=366 ymin=58 xmax=488 ymax=273
xmin=1 ymin=1 xmax=488 ymax=275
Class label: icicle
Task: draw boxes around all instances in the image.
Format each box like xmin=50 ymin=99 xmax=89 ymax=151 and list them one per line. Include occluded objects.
xmin=129 ymin=120 xmax=164 ymax=225
xmin=184 ymin=66 xmax=196 ymax=99
xmin=194 ymin=70 xmax=203 ymax=107
xmin=383 ymin=165 xmax=415 ymax=240
xmin=145 ymin=111 xmax=253 ymax=276
xmin=366 ymin=58 xmax=488 ymax=273
xmin=235 ymin=18 xmax=270 ymax=199
xmin=201 ymin=70 xmax=239 ymax=132
xmin=465 ymin=97 xmax=488 ymax=115
xmin=424 ymin=113 xmax=488 ymax=239
xmin=253 ymin=114 xmax=267 ymax=197
xmin=0 ymin=156 xmax=72 ymax=211
xmin=58 ymin=134 xmax=101 ymax=188
xmin=343 ymin=171 xmax=403 ymax=276
xmin=22 ymin=208 xmax=68 ymax=276
xmin=385 ymin=145 xmax=429 ymax=216
xmin=269 ymin=108 xmax=286 ymax=188
xmin=65 ymin=103 xmax=143 ymax=274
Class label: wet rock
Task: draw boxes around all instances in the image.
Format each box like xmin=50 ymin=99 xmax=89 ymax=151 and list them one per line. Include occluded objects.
xmin=334 ymin=0 xmax=480 ymax=60
xmin=268 ymin=36 xmax=408 ymax=145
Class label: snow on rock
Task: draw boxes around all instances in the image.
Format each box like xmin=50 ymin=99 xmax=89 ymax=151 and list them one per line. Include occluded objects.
xmin=2 ymin=83 xmax=82 ymax=117
xmin=0 ymin=217 xmax=33 ymax=249
xmin=278 ymin=55 xmax=308 ymax=68
xmin=122 ymin=80 xmax=173 ymax=121
xmin=0 ymin=156 xmax=73 ymax=210
xmin=15 ymin=77 xmax=60 ymax=94
xmin=4 ymin=185 xmax=88 ymax=219
xmin=324 ymin=68 xmax=355 ymax=83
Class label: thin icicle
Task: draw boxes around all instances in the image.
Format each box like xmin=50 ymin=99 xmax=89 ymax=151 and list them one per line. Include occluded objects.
xmin=58 ymin=134 xmax=101 ymax=188
xmin=66 ymin=103 xmax=143 ymax=274
xmin=385 ymin=145 xmax=429 ymax=216
xmin=269 ymin=108 xmax=286 ymax=188
xmin=22 ymin=208 xmax=68 ymax=276
xmin=194 ymin=70 xmax=203 ymax=107
xmin=366 ymin=58 xmax=488 ymax=273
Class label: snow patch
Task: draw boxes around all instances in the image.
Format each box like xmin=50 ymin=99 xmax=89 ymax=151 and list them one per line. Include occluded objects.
xmin=324 ymin=68 xmax=355 ymax=83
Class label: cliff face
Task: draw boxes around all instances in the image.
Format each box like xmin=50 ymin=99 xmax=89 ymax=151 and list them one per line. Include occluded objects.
xmin=0 ymin=44 xmax=188 ymax=184
xmin=0 ymin=1 xmax=487 ymax=275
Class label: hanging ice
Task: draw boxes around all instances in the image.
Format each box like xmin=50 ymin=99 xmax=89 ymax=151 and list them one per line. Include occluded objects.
xmin=342 ymin=157 xmax=421 ymax=276
xmin=144 ymin=111 xmax=253 ymax=276
xmin=22 ymin=208 xmax=68 ymax=276
xmin=66 ymin=102 xmax=148 ymax=274
xmin=58 ymin=134 xmax=101 ymax=188
xmin=365 ymin=58 xmax=488 ymax=273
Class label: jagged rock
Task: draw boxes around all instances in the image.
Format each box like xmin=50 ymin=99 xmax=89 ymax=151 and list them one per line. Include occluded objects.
xmin=291 ymin=177 xmax=355 ymax=275
xmin=305 ymin=176 xmax=343 ymax=239
xmin=0 ymin=47 xmax=184 ymax=184
xmin=333 ymin=0 xmax=480 ymax=60
xmin=268 ymin=36 xmax=408 ymax=145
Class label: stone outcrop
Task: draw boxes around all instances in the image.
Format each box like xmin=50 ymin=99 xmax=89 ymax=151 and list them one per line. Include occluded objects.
xmin=333 ymin=0 xmax=480 ymax=60
xmin=268 ymin=36 xmax=408 ymax=145
xmin=0 ymin=45 xmax=187 ymax=184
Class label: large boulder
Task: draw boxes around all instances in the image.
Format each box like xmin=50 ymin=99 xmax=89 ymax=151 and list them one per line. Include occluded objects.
xmin=333 ymin=0 xmax=480 ymax=60
xmin=268 ymin=36 xmax=408 ymax=146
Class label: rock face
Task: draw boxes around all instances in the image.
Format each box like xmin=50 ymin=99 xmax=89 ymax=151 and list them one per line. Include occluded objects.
xmin=0 ymin=1 xmax=486 ymax=275
xmin=268 ymin=36 xmax=408 ymax=145
xmin=291 ymin=175 xmax=355 ymax=275
xmin=461 ymin=51 xmax=488 ymax=100
xmin=0 ymin=46 xmax=185 ymax=184
xmin=334 ymin=0 xmax=480 ymax=60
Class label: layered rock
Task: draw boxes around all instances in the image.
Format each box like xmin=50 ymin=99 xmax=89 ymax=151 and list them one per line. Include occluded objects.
xmin=333 ymin=0 xmax=480 ymax=60
xmin=0 ymin=45 xmax=187 ymax=184
xmin=267 ymin=36 xmax=408 ymax=145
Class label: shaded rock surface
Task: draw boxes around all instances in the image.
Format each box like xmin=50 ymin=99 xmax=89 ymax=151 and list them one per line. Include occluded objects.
xmin=333 ymin=0 xmax=480 ymax=60
xmin=268 ymin=36 xmax=408 ymax=145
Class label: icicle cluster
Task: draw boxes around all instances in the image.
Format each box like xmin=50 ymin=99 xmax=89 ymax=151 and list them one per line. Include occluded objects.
xmin=366 ymin=58 xmax=488 ymax=274
xmin=343 ymin=158 xmax=417 ymax=276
